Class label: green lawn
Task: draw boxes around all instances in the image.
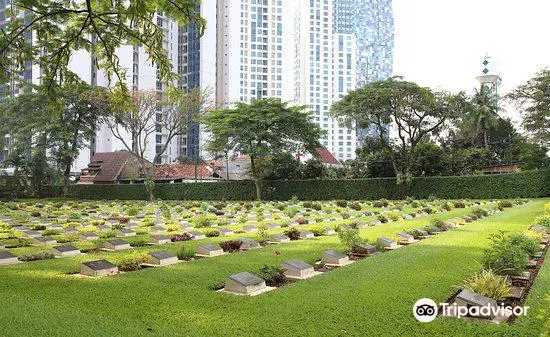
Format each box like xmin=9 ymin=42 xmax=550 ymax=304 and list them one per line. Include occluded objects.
xmin=0 ymin=199 xmax=547 ymax=336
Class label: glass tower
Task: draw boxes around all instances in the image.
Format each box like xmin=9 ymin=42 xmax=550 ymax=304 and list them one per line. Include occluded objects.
xmin=334 ymin=0 xmax=394 ymax=142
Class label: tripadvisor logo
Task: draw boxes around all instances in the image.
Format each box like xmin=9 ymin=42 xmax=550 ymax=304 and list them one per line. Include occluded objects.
xmin=413 ymin=298 xmax=530 ymax=323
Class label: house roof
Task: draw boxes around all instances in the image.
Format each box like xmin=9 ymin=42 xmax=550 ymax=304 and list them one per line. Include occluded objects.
xmin=153 ymin=163 xmax=214 ymax=180
xmin=314 ymin=147 xmax=342 ymax=166
xmin=89 ymin=152 xmax=132 ymax=183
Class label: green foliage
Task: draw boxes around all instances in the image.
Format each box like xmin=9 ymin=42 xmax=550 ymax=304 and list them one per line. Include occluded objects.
xmin=283 ymin=228 xmax=301 ymax=240
xmin=462 ymin=270 xmax=512 ymax=300
xmin=482 ymin=231 xmax=529 ymax=275
xmin=257 ymin=265 xmax=286 ymax=286
xmin=18 ymin=251 xmax=55 ymax=262
xmin=176 ymin=245 xmax=195 ymax=261
xmin=338 ymin=228 xmax=363 ymax=252
xmin=507 ymin=69 xmax=550 ymax=145
xmin=118 ymin=252 xmax=149 ymax=272
xmin=202 ymin=98 xmax=324 ymax=199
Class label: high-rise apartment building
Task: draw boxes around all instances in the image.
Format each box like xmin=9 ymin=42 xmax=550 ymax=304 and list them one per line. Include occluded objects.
xmin=293 ymin=0 xmax=358 ymax=161
xmin=1 ymin=0 xmax=394 ymax=168
xmin=334 ymin=0 xmax=394 ymax=144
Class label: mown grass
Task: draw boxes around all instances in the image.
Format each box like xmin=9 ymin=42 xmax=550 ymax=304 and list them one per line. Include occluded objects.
xmin=0 ymin=199 xmax=547 ymax=337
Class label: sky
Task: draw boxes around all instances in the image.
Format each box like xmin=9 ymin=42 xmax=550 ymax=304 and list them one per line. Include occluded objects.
xmin=392 ymin=0 xmax=550 ymax=123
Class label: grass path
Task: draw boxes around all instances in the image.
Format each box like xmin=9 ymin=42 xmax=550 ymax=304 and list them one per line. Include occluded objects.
xmin=0 ymin=200 xmax=547 ymax=336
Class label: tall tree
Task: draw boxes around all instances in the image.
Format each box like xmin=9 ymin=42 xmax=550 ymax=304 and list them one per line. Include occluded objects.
xmin=331 ymin=77 xmax=466 ymax=185
xmin=0 ymin=0 xmax=205 ymax=93
xmin=507 ymin=69 xmax=550 ymax=146
xmin=471 ymin=84 xmax=501 ymax=149
xmin=105 ymin=87 xmax=209 ymax=200
xmin=0 ymin=81 xmax=109 ymax=193
xmin=202 ymin=98 xmax=324 ymax=200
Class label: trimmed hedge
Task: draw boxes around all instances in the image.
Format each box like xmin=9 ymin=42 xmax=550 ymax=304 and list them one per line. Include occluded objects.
xmin=58 ymin=169 xmax=550 ymax=201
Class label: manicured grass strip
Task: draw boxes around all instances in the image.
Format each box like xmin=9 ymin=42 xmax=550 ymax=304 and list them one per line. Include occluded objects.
xmin=0 ymin=200 xmax=546 ymax=337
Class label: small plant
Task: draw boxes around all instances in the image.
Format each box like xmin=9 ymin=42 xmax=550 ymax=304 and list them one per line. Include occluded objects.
xmin=338 ymin=228 xmax=363 ymax=252
xmin=118 ymin=252 xmax=149 ymax=272
xmin=283 ymin=228 xmax=301 ymax=240
xmin=335 ymin=200 xmax=348 ymax=208
xmin=219 ymin=240 xmax=242 ymax=252
xmin=19 ymin=251 xmax=55 ymax=262
xmin=257 ymin=265 xmax=286 ymax=287
xmin=376 ymin=215 xmax=388 ymax=223
xmin=126 ymin=207 xmax=139 ymax=216
xmin=472 ymin=207 xmax=488 ymax=218
xmin=462 ymin=269 xmax=512 ymax=300
xmin=372 ymin=199 xmax=389 ymax=208
xmin=482 ymin=231 xmax=529 ymax=275
xmin=177 ymin=245 xmax=195 ymax=260
xmin=454 ymin=201 xmax=466 ymax=208
xmin=310 ymin=227 xmax=326 ymax=236
xmin=295 ymin=217 xmax=308 ymax=225
xmin=533 ymin=214 xmax=550 ymax=231
xmin=204 ymin=229 xmax=220 ymax=237
xmin=256 ymin=228 xmax=269 ymax=243
xmin=498 ymin=200 xmax=514 ymax=209
xmin=130 ymin=237 xmax=149 ymax=247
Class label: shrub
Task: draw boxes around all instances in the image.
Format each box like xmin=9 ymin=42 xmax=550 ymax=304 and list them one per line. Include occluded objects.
xmin=283 ymin=228 xmax=301 ymax=240
xmin=431 ymin=218 xmax=447 ymax=230
xmin=310 ymin=227 xmax=326 ymax=236
xmin=16 ymin=238 xmax=33 ymax=247
xmin=204 ymin=229 xmax=220 ymax=237
xmin=30 ymin=211 xmax=41 ymax=217
xmin=482 ymin=231 xmax=529 ymax=275
xmin=523 ymin=230 xmax=543 ymax=242
xmin=439 ymin=201 xmax=451 ymax=211
xmin=472 ymin=207 xmax=488 ymax=218
xmin=533 ymin=214 xmax=550 ymax=231
xmin=509 ymin=233 xmax=541 ymax=257
xmin=498 ymin=200 xmax=514 ymax=209
xmin=219 ymin=240 xmax=242 ymax=252
xmin=338 ymin=228 xmax=362 ymax=252
xmin=118 ymin=252 xmax=149 ymax=272
xmin=19 ymin=251 xmax=55 ymax=262
xmin=257 ymin=265 xmax=286 ymax=287
xmin=191 ymin=214 xmax=212 ymax=228
xmin=454 ymin=201 xmax=466 ymax=208
xmin=130 ymin=237 xmax=149 ymax=247
xmin=386 ymin=212 xmax=400 ymax=221
xmin=421 ymin=207 xmax=435 ymax=214
xmin=256 ymin=228 xmax=269 ymax=243
xmin=372 ymin=199 xmax=389 ymax=207
xmin=462 ymin=269 xmax=512 ymax=300
xmin=295 ymin=218 xmax=308 ymax=225
xmin=31 ymin=225 xmax=46 ymax=231
xmin=377 ymin=215 xmax=388 ymax=223
xmin=335 ymin=200 xmax=348 ymax=208
xmin=126 ymin=207 xmax=139 ymax=216
xmin=177 ymin=245 xmax=195 ymax=260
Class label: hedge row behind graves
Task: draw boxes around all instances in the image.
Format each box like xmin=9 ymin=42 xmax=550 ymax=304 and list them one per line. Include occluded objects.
xmin=58 ymin=169 xmax=550 ymax=200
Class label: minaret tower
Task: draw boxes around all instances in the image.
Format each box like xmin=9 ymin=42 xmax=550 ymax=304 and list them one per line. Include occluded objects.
xmin=476 ymin=54 xmax=502 ymax=103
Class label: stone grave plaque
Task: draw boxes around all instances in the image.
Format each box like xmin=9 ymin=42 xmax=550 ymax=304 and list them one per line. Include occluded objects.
xmin=149 ymin=235 xmax=171 ymax=245
xmin=149 ymin=251 xmax=178 ymax=266
xmin=322 ymin=250 xmax=350 ymax=266
xmin=189 ymin=231 xmax=206 ymax=240
xmin=269 ymin=234 xmax=290 ymax=244
xmin=239 ymin=238 xmax=260 ymax=250
xmin=0 ymin=250 xmax=19 ymax=265
xmin=196 ymin=244 xmax=224 ymax=257
xmin=377 ymin=237 xmax=399 ymax=249
xmin=81 ymin=259 xmax=118 ymax=277
xmin=455 ymin=289 xmax=497 ymax=319
xmin=51 ymin=245 xmax=80 ymax=257
xmin=105 ymin=239 xmax=131 ymax=251
xmin=225 ymin=272 xmax=266 ymax=295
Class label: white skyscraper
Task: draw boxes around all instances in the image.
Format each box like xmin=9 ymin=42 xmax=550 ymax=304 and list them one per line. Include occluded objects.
xmin=293 ymin=0 xmax=357 ymax=161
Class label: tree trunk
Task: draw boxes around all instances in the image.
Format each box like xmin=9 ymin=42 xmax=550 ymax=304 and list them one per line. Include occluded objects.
xmin=484 ymin=130 xmax=489 ymax=149
xmin=249 ymin=156 xmax=262 ymax=200
xmin=225 ymin=152 xmax=230 ymax=181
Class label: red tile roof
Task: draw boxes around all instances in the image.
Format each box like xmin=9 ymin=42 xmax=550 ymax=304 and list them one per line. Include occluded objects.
xmin=89 ymin=152 xmax=132 ymax=183
xmin=153 ymin=164 xmax=214 ymax=180
xmin=314 ymin=147 xmax=342 ymax=166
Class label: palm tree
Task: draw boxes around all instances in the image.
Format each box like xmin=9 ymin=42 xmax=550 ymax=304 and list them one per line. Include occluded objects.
xmin=471 ymin=84 xmax=501 ymax=148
